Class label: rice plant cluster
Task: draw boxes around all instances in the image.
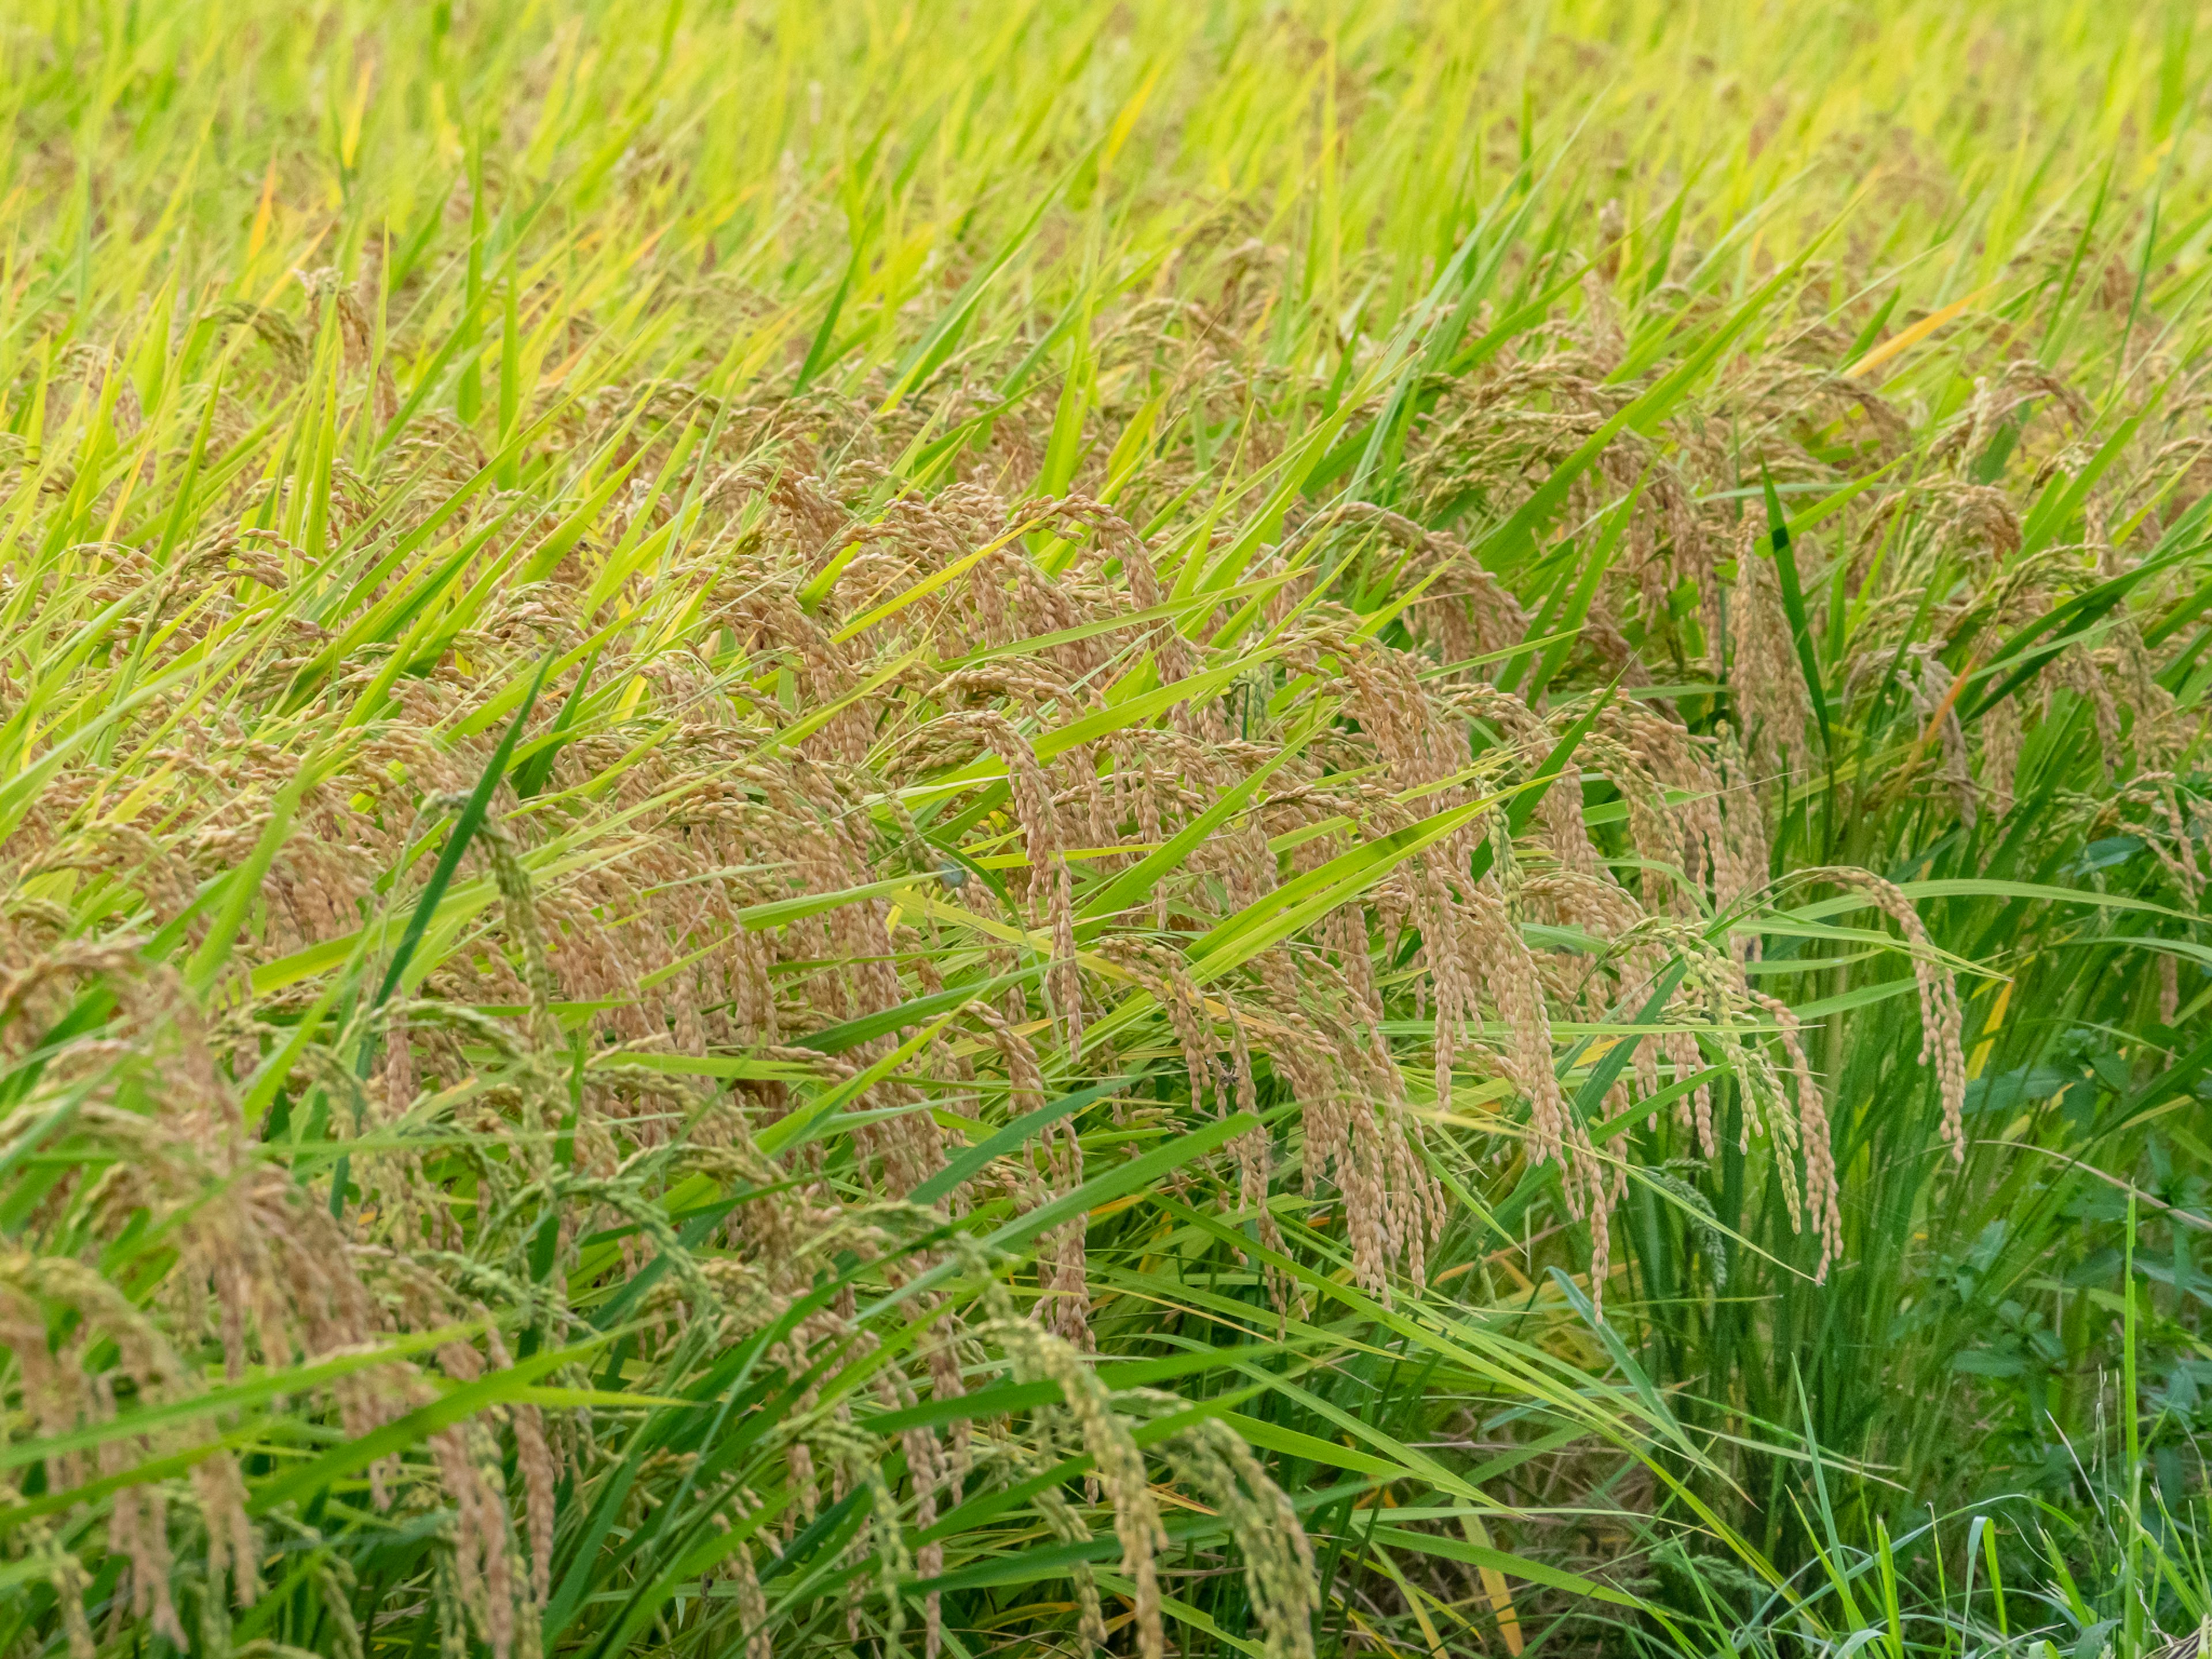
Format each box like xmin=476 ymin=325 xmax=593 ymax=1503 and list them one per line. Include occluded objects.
xmin=9 ymin=2 xmax=2212 ymax=1655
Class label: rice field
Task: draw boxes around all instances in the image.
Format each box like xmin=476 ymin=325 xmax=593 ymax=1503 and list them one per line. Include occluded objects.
xmin=6 ymin=1 xmax=2212 ymax=1655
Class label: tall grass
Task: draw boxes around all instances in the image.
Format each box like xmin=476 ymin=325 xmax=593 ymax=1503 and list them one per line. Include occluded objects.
xmin=6 ymin=2 xmax=2212 ymax=1656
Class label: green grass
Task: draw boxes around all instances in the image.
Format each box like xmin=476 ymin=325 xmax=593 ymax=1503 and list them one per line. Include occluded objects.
xmin=6 ymin=2 xmax=2212 ymax=1657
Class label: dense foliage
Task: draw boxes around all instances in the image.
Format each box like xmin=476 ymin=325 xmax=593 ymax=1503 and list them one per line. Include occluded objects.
xmin=7 ymin=2 xmax=2212 ymax=1656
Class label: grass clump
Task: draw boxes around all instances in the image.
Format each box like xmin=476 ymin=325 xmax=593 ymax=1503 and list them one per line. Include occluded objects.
xmin=7 ymin=2 xmax=2212 ymax=1656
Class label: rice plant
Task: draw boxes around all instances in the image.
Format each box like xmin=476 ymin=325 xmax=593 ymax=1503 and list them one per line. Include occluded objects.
xmin=6 ymin=2 xmax=2212 ymax=1656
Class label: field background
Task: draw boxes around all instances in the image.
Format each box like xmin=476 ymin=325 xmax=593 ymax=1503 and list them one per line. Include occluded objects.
xmin=6 ymin=1 xmax=2212 ymax=1656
